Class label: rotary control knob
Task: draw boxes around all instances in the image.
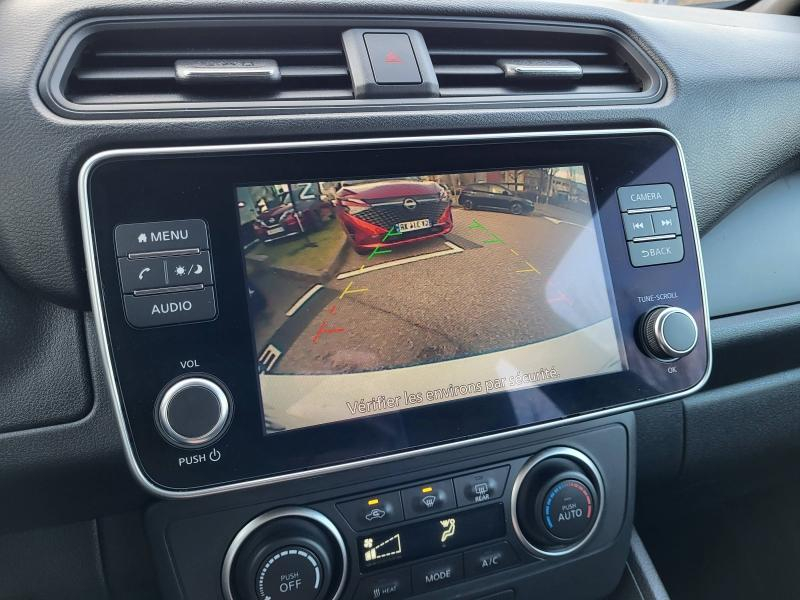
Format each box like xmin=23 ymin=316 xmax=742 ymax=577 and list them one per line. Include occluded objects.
xmin=512 ymin=448 xmax=603 ymax=557
xmin=156 ymin=377 xmax=231 ymax=448
xmin=222 ymin=508 xmax=347 ymax=600
xmin=639 ymin=306 xmax=699 ymax=361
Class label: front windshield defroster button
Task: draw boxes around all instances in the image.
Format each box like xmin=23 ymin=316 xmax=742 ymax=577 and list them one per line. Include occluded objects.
xmin=401 ymin=480 xmax=456 ymax=518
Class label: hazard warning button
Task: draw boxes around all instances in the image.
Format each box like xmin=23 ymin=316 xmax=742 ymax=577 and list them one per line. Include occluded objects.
xmin=364 ymin=33 xmax=423 ymax=84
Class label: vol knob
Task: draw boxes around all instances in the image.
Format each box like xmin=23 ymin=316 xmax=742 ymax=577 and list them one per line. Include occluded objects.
xmin=639 ymin=306 xmax=698 ymax=360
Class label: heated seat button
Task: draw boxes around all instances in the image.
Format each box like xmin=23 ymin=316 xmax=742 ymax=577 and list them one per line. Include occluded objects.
xmin=114 ymin=219 xmax=209 ymax=257
xmin=401 ymin=479 xmax=456 ymax=518
xmin=355 ymin=569 xmax=411 ymax=600
xmin=464 ymin=542 xmax=519 ymax=578
xmin=412 ymin=555 xmax=463 ymax=593
xmin=364 ymin=33 xmax=422 ymax=84
xmin=123 ymin=286 xmax=217 ymax=328
xmin=454 ymin=466 xmax=510 ymax=507
xmin=337 ymin=491 xmax=404 ymax=532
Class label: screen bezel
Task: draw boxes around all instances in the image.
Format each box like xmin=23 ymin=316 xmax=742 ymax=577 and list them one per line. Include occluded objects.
xmin=80 ymin=129 xmax=711 ymax=496
xmin=234 ymin=165 xmax=628 ymax=436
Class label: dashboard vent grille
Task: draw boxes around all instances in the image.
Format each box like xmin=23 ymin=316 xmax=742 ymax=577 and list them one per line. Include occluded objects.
xmin=41 ymin=18 xmax=664 ymax=118
xmin=62 ymin=24 xmax=353 ymax=105
xmin=424 ymin=25 xmax=644 ymax=98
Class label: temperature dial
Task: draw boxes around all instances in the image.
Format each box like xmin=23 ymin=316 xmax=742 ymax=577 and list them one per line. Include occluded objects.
xmin=222 ymin=508 xmax=347 ymax=600
xmin=256 ymin=546 xmax=323 ymax=600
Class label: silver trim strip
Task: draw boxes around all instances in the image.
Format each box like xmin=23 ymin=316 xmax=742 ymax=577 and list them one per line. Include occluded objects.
xmin=78 ymin=127 xmax=712 ymax=499
xmin=220 ymin=507 xmax=348 ymax=600
xmin=510 ymin=447 xmax=605 ymax=558
xmin=630 ymin=234 xmax=676 ymax=243
xmin=132 ymin=283 xmax=204 ymax=297
xmin=128 ymin=247 xmax=200 ymax=259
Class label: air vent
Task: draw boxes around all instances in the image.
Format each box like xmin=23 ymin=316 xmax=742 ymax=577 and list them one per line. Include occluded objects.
xmin=424 ymin=24 xmax=649 ymax=98
xmin=41 ymin=17 xmax=664 ymax=118
xmin=54 ymin=21 xmax=353 ymax=107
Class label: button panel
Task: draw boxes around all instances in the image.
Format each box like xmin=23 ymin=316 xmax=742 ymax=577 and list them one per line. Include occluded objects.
xmin=115 ymin=220 xmax=217 ymax=327
xmin=617 ymin=184 xmax=685 ymax=267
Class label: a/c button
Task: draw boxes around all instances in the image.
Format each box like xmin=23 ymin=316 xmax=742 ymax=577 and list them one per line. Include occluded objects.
xmin=123 ymin=287 xmax=217 ymax=328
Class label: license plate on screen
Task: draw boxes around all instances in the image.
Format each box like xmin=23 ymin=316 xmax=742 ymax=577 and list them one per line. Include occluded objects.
xmin=267 ymin=226 xmax=285 ymax=236
xmin=396 ymin=219 xmax=431 ymax=233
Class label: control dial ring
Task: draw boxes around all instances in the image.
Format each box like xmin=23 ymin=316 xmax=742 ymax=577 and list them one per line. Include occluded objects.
xmin=511 ymin=447 xmax=605 ymax=558
xmin=639 ymin=306 xmax=698 ymax=361
xmin=221 ymin=507 xmax=347 ymax=600
xmin=156 ymin=376 xmax=231 ymax=448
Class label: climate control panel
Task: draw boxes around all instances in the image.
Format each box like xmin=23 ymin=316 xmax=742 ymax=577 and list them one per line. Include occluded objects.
xmin=216 ymin=440 xmax=623 ymax=600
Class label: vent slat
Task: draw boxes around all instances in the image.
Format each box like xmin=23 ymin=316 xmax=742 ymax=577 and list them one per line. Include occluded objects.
xmin=94 ymin=49 xmax=344 ymax=58
xmin=439 ymin=83 xmax=642 ymax=97
xmin=75 ymin=65 xmax=350 ymax=82
xmin=69 ymin=88 xmax=355 ymax=104
xmin=428 ymin=49 xmax=610 ymax=59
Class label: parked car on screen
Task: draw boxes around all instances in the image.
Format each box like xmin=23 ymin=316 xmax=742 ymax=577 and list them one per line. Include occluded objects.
xmin=458 ymin=183 xmax=535 ymax=215
xmin=334 ymin=180 xmax=453 ymax=254
xmin=253 ymin=192 xmax=330 ymax=243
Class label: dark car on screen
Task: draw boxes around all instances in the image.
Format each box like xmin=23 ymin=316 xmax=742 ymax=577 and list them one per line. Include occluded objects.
xmin=334 ymin=180 xmax=453 ymax=254
xmin=252 ymin=194 xmax=329 ymax=243
xmin=458 ymin=183 xmax=535 ymax=215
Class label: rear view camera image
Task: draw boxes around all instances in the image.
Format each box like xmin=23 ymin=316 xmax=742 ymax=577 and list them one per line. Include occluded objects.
xmin=236 ymin=167 xmax=623 ymax=433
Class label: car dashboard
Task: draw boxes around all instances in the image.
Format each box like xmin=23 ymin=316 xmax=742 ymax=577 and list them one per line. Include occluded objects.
xmin=1 ymin=1 xmax=799 ymax=600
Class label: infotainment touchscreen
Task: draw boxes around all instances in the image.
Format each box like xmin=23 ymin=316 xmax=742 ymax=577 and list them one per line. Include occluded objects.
xmin=236 ymin=167 xmax=624 ymax=434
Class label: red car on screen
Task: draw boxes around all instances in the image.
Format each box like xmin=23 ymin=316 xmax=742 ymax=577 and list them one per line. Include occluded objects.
xmin=334 ymin=180 xmax=453 ymax=253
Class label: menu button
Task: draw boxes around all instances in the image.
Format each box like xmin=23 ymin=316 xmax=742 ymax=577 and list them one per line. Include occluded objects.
xmin=115 ymin=219 xmax=209 ymax=256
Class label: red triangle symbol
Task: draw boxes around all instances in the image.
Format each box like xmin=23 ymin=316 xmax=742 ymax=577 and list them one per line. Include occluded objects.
xmin=385 ymin=51 xmax=403 ymax=64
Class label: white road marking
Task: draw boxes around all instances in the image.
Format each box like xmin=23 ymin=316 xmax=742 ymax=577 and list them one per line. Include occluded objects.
xmin=336 ymin=241 xmax=464 ymax=280
xmin=285 ymin=283 xmax=324 ymax=316
xmin=543 ymin=216 xmax=584 ymax=228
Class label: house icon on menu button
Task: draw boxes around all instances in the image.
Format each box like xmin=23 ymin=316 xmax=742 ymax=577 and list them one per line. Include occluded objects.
xmin=137 ymin=233 xmax=147 ymax=244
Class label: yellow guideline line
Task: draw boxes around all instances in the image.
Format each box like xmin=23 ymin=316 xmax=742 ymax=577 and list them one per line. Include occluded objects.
xmin=516 ymin=261 xmax=541 ymax=274
xmin=339 ymin=280 xmax=368 ymax=299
